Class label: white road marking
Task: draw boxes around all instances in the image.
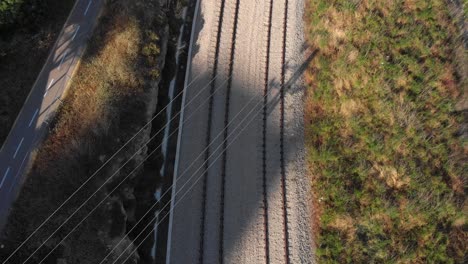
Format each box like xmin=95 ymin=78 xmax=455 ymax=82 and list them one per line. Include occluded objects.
xmin=28 ymin=109 xmax=39 ymax=127
xmin=43 ymin=79 xmax=55 ymax=98
xmin=0 ymin=167 xmax=10 ymax=189
xmin=13 ymin=138 xmax=24 ymax=159
xmin=84 ymin=0 xmax=92 ymax=16
xmin=72 ymin=25 xmax=80 ymax=40
xmin=59 ymin=51 xmax=68 ymax=70
xmin=48 ymin=79 xmax=55 ymax=89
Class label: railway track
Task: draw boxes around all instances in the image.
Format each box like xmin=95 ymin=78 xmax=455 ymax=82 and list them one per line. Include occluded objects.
xmin=219 ymin=0 xmax=241 ymax=263
xmin=262 ymin=0 xmax=291 ymax=263
xmin=194 ymin=0 xmax=292 ymax=263
xmin=279 ymin=0 xmax=291 ymax=263
xmin=164 ymin=0 xmax=308 ymax=262
xmin=199 ymin=0 xmax=241 ymax=262
xmin=262 ymin=0 xmax=274 ymax=263
xmin=198 ymin=0 xmax=226 ymax=262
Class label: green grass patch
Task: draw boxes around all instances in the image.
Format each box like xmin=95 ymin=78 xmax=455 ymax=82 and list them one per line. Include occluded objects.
xmin=305 ymin=0 xmax=467 ymax=263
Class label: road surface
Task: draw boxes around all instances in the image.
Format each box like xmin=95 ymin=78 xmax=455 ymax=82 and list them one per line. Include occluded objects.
xmin=167 ymin=0 xmax=314 ymax=263
xmin=0 ymin=0 xmax=103 ymax=231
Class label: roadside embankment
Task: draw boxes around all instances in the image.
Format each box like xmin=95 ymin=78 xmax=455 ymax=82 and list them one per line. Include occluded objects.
xmin=0 ymin=0 xmax=172 ymax=263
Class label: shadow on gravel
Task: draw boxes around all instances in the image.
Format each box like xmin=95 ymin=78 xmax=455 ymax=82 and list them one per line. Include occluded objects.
xmin=167 ymin=47 xmax=317 ymax=263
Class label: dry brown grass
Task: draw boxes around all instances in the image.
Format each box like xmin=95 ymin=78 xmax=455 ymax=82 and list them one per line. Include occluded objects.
xmin=0 ymin=0 xmax=164 ymax=262
xmin=37 ymin=14 xmax=143 ymax=172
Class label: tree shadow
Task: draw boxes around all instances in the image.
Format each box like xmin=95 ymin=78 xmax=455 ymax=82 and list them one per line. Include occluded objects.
xmin=165 ymin=3 xmax=317 ymax=259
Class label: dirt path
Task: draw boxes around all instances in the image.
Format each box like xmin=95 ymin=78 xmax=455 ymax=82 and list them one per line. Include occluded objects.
xmin=167 ymin=0 xmax=314 ymax=263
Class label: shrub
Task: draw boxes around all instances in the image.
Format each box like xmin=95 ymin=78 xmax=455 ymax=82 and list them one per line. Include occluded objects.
xmin=0 ymin=0 xmax=45 ymax=31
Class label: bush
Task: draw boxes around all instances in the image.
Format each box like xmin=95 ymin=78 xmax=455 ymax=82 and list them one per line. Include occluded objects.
xmin=0 ymin=0 xmax=45 ymax=31
xmin=142 ymin=30 xmax=161 ymax=79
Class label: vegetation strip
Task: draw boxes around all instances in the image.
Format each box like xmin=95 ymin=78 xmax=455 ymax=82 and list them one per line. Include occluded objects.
xmin=1 ymin=0 xmax=165 ymax=262
xmin=305 ymin=0 xmax=466 ymax=262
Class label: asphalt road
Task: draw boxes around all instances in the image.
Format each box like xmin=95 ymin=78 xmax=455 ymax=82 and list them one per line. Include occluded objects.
xmin=0 ymin=0 xmax=103 ymax=231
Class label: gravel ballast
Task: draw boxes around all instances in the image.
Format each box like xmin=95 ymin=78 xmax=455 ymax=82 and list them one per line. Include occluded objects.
xmin=166 ymin=0 xmax=314 ymax=263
